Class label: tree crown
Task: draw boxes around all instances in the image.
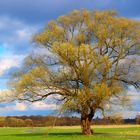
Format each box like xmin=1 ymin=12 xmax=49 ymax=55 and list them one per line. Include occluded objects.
xmin=11 ymin=10 xmax=140 ymax=117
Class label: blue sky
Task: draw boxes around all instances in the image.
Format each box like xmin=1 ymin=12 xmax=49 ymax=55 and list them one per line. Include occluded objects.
xmin=0 ymin=0 xmax=140 ymax=118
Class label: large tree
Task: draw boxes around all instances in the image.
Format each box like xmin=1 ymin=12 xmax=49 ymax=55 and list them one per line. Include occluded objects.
xmin=11 ymin=10 xmax=140 ymax=135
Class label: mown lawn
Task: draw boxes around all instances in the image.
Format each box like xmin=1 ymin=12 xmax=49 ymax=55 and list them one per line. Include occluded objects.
xmin=0 ymin=125 xmax=140 ymax=140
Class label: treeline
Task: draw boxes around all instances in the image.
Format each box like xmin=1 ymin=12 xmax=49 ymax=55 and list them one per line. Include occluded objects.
xmin=0 ymin=116 xmax=80 ymax=127
xmin=0 ymin=115 xmax=140 ymax=127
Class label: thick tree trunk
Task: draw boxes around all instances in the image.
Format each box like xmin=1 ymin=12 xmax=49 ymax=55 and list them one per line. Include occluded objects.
xmin=81 ymin=117 xmax=93 ymax=135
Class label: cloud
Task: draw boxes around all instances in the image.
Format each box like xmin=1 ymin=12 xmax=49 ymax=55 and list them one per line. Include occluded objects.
xmin=15 ymin=102 xmax=27 ymax=111
xmin=127 ymin=86 xmax=140 ymax=101
xmin=31 ymin=101 xmax=57 ymax=110
xmin=0 ymin=102 xmax=27 ymax=111
xmin=0 ymin=56 xmax=21 ymax=76
xmin=0 ymin=16 xmax=39 ymax=88
xmin=0 ymin=1 xmax=139 ymax=59
xmin=0 ymin=15 xmax=42 ymax=54
xmin=120 ymin=111 xmax=140 ymax=119
xmin=0 ymin=0 xmax=139 ymax=25
xmin=0 ymin=16 xmax=39 ymax=55
xmin=0 ymin=60 xmax=23 ymax=89
xmin=0 ymin=89 xmax=57 ymax=111
xmin=0 ymin=89 xmax=17 ymax=102
xmin=0 ymin=100 xmax=57 ymax=116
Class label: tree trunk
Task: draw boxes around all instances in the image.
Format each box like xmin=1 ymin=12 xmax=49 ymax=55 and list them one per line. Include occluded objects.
xmin=81 ymin=117 xmax=93 ymax=135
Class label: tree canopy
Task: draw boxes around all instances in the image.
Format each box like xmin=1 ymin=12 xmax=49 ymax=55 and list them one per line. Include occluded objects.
xmin=11 ymin=10 xmax=140 ymax=135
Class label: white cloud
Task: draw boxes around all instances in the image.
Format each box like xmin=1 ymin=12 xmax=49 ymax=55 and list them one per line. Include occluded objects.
xmin=31 ymin=101 xmax=57 ymax=110
xmin=0 ymin=16 xmax=38 ymax=44
xmin=127 ymin=86 xmax=140 ymax=101
xmin=0 ymin=89 xmax=14 ymax=101
xmin=0 ymin=100 xmax=57 ymax=115
xmin=0 ymin=16 xmax=40 ymax=58
xmin=121 ymin=111 xmax=140 ymax=119
xmin=0 ymin=55 xmax=24 ymax=76
xmin=0 ymin=89 xmax=57 ymax=112
xmin=0 ymin=102 xmax=27 ymax=111
xmin=15 ymin=102 xmax=27 ymax=111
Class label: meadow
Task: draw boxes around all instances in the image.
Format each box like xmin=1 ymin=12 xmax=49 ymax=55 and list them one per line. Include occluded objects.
xmin=0 ymin=125 xmax=140 ymax=140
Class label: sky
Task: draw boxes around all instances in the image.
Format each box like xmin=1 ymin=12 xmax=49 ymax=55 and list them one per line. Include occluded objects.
xmin=0 ymin=0 xmax=140 ymax=118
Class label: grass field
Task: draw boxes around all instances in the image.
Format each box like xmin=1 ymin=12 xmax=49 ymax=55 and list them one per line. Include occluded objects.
xmin=0 ymin=125 xmax=140 ymax=140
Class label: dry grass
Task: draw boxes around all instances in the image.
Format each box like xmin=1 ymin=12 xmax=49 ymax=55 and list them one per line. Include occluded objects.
xmin=50 ymin=124 xmax=140 ymax=129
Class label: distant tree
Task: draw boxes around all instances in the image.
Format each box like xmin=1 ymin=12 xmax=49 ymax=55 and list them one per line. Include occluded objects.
xmin=17 ymin=119 xmax=26 ymax=127
xmin=5 ymin=117 xmax=26 ymax=127
xmin=25 ymin=119 xmax=33 ymax=127
xmin=5 ymin=117 xmax=17 ymax=127
xmin=110 ymin=113 xmax=123 ymax=124
xmin=136 ymin=115 xmax=140 ymax=124
xmin=0 ymin=117 xmax=5 ymax=127
xmin=11 ymin=10 xmax=140 ymax=135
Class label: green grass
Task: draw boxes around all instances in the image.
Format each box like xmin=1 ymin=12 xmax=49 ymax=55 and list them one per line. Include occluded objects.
xmin=0 ymin=126 xmax=140 ymax=140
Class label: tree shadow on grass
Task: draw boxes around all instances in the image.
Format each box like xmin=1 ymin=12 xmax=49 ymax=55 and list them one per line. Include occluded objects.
xmin=1 ymin=133 xmax=46 ymax=137
xmin=48 ymin=132 xmax=81 ymax=136
xmin=1 ymin=132 xmax=81 ymax=137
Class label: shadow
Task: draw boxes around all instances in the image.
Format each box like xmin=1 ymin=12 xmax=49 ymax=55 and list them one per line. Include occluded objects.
xmin=1 ymin=132 xmax=81 ymax=137
xmin=48 ymin=132 xmax=81 ymax=136
xmin=1 ymin=132 xmax=140 ymax=139
xmin=1 ymin=133 xmax=46 ymax=137
xmin=49 ymin=132 xmax=140 ymax=139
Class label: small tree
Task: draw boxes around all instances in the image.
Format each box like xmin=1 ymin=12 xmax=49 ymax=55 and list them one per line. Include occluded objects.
xmin=25 ymin=119 xmax=33 ymax=127
xmin=11 ymin=10 xmax=140 ymax=135
xmin=5 ymin=117 xmax=18 ymax=127
xmin=0 ymin=117 xmax=5 ymax=127
xmin=17 ymin=119 xmax=26 ymax=127
xmin=110 ymin=113 xmax=123 ymax=124
xmin=136 ymin=115 xmax=140 ymax=124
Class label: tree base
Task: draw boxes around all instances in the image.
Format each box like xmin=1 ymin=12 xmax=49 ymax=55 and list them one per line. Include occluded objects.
xmin=82 ymin=129 xmax=94 ymax=135
xmin=81 ymin=118 xmax=93 ymax=135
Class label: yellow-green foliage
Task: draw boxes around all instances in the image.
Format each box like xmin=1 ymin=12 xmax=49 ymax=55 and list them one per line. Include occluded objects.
xmin=12 ymin=10 xmax=140 ymax=118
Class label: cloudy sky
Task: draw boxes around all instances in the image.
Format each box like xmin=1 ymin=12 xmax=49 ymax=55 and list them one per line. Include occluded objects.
xmin=0 ymin=0 xmax=140 ymax=118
